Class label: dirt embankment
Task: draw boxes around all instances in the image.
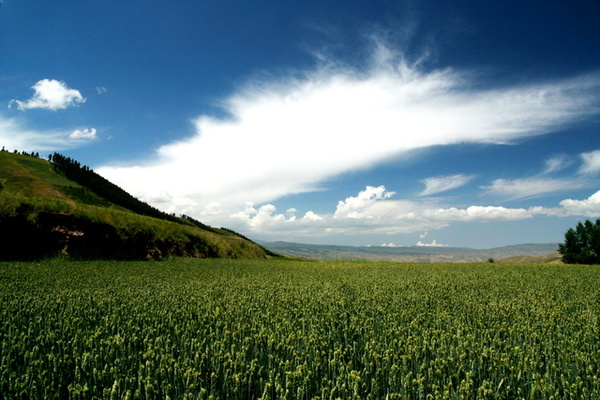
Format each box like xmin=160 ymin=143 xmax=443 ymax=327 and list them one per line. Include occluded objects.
xmin=0 ymin=211 xmax=222 ymax=260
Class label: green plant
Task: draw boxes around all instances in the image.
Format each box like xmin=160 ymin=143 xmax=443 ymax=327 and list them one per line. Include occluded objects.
xmin=558 ymin=219 xmax=600 ymax=264
xmin=2 ymin=259 xmax=599 ymax=399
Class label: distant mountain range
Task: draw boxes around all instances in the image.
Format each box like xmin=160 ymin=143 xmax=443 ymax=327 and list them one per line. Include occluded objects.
xmin=262 ymin=241 xmax=562 ymax=263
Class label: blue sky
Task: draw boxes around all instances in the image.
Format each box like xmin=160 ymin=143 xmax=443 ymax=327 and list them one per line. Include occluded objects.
xmin=2 ymin=1 xmax=600 ymax=248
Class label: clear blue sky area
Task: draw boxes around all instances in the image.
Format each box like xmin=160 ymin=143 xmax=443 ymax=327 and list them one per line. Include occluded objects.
xmin=2 ymin=0 xmax=600 ymax=248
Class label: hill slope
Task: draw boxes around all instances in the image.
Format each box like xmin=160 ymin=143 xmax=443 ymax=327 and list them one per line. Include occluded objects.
xmin=0 ymin=151 xmax=274 ymax=260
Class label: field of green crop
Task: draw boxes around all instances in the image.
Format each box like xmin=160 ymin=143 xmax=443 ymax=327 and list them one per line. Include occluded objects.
xmin=1 ymin=259 xmax=599 ymax=399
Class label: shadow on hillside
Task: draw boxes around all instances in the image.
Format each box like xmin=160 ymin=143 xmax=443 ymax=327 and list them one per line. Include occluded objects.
xmin=0 ymin=211 xmax=221 ymax=261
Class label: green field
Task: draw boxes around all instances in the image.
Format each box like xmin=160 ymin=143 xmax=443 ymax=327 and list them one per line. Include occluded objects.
xmin=1 ymin=260 xmax=599 ymax=399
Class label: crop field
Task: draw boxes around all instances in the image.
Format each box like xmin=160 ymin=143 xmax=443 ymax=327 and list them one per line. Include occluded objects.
xmin=1 ymin=259 xmax=599 ymax=399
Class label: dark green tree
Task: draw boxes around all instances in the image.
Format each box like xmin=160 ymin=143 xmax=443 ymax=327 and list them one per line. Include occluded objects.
xmin=558 ymin=219 xmax=600 ymax=264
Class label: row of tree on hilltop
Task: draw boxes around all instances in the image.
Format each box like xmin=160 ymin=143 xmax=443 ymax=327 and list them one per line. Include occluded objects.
xmin=1 ymin=146 xmax=42 ymax=158
xmin=49 ymin=152 xmax=220 ymax=233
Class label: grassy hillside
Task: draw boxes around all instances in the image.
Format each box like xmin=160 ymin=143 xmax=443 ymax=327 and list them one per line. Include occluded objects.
xmin=0 ymin=151 xmax=274 ymax=260
xmin=0 ymin=151 xmax=74 ymax=199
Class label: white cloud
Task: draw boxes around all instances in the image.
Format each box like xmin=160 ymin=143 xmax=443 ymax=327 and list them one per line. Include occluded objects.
xmin=10 ymin=79 xmax=85 ymax=111
xmin=69 ymin=128 xmax=97 ymax=140
xmin=542 ymin=154 xmax=571 ymax=174
xmin=96 ymin=44 xmax=600 ymax=226
xmin=227 ymin=186 xmax=545 ymax=238
xmin=221 ymin=186 xmax=600 ymax=241
xmin=579 ymin=150 xmax=600 ymax=175
xmin=416 ymin=240 xmax=449 ymax=247
xmin=559 ymin=191 xmax=600 ymax=217
xmin=96 ymin=86 xmax=108 ymax=95
xmin=334 ymin=185 xmax=395 ymax=219
xmin=201 ymin=202 xmax=222 ymax=216
xmin=482 ymin=178 xmax=585 ymax=200
xmin=419 ymin=174 xmax=474 ymax=196
xmin=231 ymin=204 xmax=325 ymax=230
xmin=231 ymin=204 xmax=290 ymax=229
xmin=422 ymin=205 xmax=536 ymax=222
xmin=303 ymin=211 xmax=323 ymax=221
xmin=0 ymin=114 xmax=94 ymax=152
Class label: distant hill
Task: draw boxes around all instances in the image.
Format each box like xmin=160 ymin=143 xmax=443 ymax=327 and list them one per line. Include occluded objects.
xmin=262 ymin=241 xmax=561 ymax=263
xmin=0 ymin=151 xmax=275 ymax=260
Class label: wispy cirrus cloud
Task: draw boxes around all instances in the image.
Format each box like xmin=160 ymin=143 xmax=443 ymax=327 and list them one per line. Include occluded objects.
xmin=579 ymin=149 xmax=600 ymax=175
xmin=480 ymin=149 xmax=600 ymax=200
xmin=481 ymin=178 xmax=585 ymax=200
xmin=10 ymin=79 xmax=85 ymax=111
xmin=419 ymin=174 xmax=474 ymax=196
xmin=542 ymin=154 xmax=571 ymax=175
xmin=96 ymin=43 xmax=600 ymax=223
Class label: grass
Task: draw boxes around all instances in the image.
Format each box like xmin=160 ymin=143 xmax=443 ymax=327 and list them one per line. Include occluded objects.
xmin=1 ymin=259 xmax=598 ymax=399
xmin=15 ymin=155 xmax=78 ymax=187
xmin=5 ymin=153 xmax=115 ymax=207
xmin=0 ymin=152 xmax=67 ymax=199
